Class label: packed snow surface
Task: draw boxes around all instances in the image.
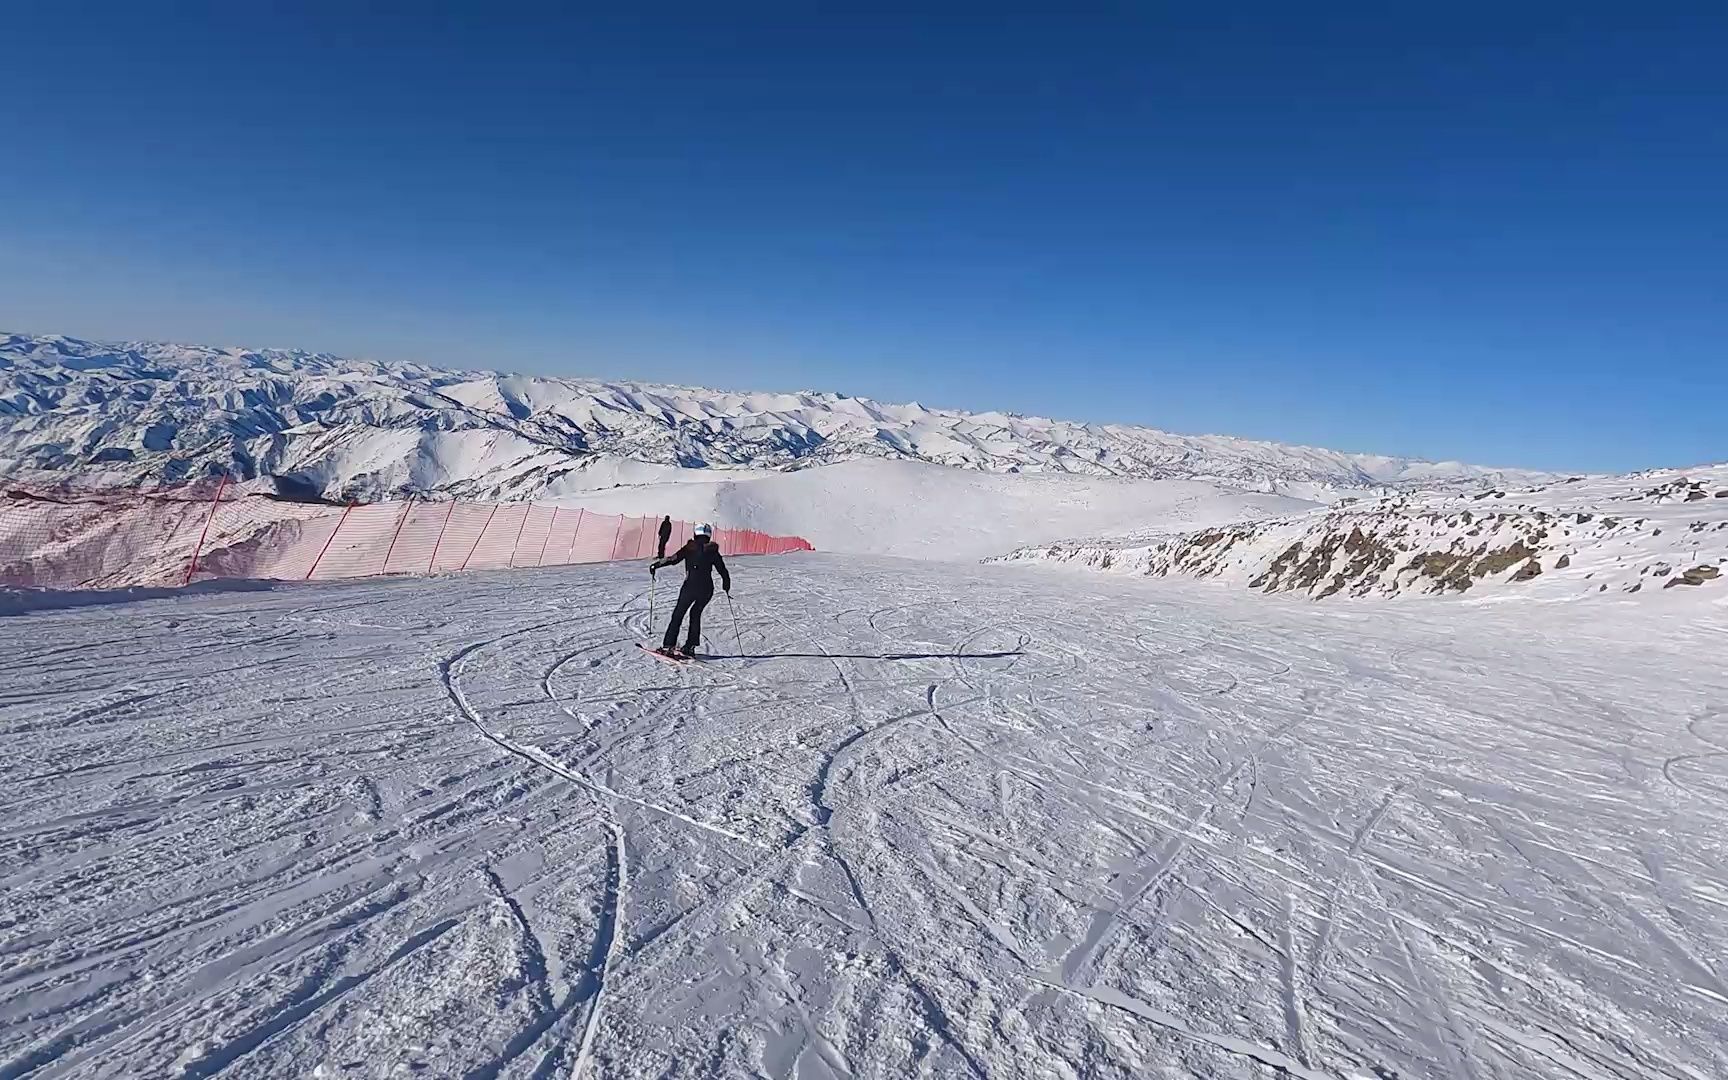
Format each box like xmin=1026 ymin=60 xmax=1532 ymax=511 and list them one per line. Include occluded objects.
xmin=0 ymin=332 xmax=1550 ymax=501
xmin=4 ymin=556 xmax=1726 ymax=1078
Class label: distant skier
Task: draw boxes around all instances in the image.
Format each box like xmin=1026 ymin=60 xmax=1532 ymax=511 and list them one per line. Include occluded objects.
xmin=656 ymin=515 xmax=673 ymax=559
xmin=650 ymin=523 xmax=729 ymax=657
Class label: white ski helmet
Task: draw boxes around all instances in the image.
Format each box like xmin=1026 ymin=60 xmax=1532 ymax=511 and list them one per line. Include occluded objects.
xmin=694 ymin=522 xmax=714 ymax=537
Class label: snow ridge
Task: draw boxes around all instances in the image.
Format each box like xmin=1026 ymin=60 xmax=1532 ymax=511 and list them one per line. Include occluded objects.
xmin=0 ymin=331 xmax=1550 ymax=502
xmin=997 ymin=465 xmax=1728 ymax=603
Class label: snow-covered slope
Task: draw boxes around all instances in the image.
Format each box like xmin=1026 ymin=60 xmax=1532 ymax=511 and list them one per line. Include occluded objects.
xmin=544 ymin=457 xmax=1316 ymax=561
xmin=998 ymin=464 xmax=1728 ymax=604
xmin=5 ymin=557 xmax=1726 ymax=1077
xmin=0 ymin=332 xmax=1550 ymax=501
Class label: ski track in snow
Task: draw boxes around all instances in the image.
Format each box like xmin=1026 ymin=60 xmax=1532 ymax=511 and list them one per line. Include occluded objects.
xmin=1 ymin=555 xmax=1726 ymax=1078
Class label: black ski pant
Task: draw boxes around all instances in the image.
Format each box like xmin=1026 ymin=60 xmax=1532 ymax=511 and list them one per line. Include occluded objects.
xmin=657 ymin=537 xmax=669 ymax=559
xmin=663 ymin=584 xmax=713 ymax=651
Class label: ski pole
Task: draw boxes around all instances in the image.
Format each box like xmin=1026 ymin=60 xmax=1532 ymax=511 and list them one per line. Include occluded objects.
xmin=726 ymin=591 xmax=742 ymax=657
xmin=648 ymin=571 xmax=657 ymax=640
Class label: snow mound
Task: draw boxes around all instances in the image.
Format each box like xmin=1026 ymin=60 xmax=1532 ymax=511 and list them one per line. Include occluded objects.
xmin=997 ymin=463 xmax=1728 ymax=604
xmin=0 ymin=331 xmax=1551 ymax=502
xmin=540 ymin=457 xmax=1319 ymax=561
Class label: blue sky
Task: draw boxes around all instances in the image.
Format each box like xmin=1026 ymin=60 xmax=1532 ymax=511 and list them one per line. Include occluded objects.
xmin=2 ymin=4 xmax=1723 ymax=471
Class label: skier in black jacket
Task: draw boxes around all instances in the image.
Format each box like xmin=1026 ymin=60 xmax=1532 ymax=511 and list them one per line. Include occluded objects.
xmin=650 ymin=523 xmax=730 ymax=656
xmin=656 ymin=515 xmax=673 ymax=559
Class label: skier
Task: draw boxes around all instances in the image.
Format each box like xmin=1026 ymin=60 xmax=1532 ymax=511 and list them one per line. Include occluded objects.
xmin=649 ymin=523 xmax=729 ymax=657
xmin=656 ymin=515 xmax=673 ymax=560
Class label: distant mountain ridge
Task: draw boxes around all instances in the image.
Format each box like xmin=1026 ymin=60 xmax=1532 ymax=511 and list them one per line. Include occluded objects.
xmin=0 ymin=331 xmax=1553 ymax=501
xmin=996 ymin=464 xmax=1728 ymax=603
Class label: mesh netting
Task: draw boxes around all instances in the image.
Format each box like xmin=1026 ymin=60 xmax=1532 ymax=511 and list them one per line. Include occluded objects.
xmin=0 ymin=484 xmax=812 ymax=590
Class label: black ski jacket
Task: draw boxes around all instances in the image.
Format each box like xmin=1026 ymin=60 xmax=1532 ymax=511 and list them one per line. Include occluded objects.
xmin=658 ymin=518 xmax=672 ymax=544
xmin=654 ymin=537 xmax=730 ymax=593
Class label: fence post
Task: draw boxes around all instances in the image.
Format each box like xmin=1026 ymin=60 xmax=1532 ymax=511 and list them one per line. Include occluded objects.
xmin=460 ymin=503 xmax=501 ymax=572
xmin=306 ymin=500 xmax=356 ymax=581
xmin=566 ymin=508 xmax=585 ymax=563
xmin=539 ymin=508 xmax=559 ymax=566
xmin=381 ymin=497 xmax=413 ymax=574
xmin=183 ymin=473 xmax=230 ymax=585
xmin=610 ymin=515 xmax=624 ymax=560
xmin=428 ymin=500 xmax=457 ymax=573
xmin=508 ymin=503 xmax=534 ymax=568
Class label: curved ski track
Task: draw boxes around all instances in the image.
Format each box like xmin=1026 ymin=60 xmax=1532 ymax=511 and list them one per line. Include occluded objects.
xmin=1 ymin=556 xmax=1724 ymax=1078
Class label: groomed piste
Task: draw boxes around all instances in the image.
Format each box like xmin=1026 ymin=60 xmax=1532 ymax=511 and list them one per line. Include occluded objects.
xmin=4 ymin=555 xmax=1725 ymax=1078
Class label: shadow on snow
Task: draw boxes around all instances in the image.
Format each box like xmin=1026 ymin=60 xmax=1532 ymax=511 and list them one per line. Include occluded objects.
xmin=697 ymin=650 xmax=1023 ymax=661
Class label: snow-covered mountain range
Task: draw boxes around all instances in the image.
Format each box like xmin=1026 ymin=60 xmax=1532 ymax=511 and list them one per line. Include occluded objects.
xmin=0 ymin=332 xmax=1550 ymax=502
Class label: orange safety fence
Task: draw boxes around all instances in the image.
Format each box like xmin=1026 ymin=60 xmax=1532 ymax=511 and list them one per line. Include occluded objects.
xmin=0 ymin=481 xmax=813 ymax=591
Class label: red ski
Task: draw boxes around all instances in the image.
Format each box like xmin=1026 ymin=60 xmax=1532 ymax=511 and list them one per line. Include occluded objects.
xmin=636 ymin=643 xmax=692 ymax=665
